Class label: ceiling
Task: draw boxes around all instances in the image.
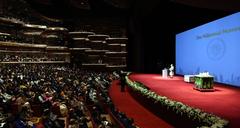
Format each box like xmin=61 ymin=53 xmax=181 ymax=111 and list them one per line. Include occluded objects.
xmin=174 ymin=0 xmax=240 ymax=11
xmin=26 ymin=0 xmax=129 ymax=19
xmin=25 ymin=0 xmax=240 ymax=19
xmin=29 ymin=0 xmax=240 ymax=11
xmin=22 ymin=0 xmax=238 ymax=33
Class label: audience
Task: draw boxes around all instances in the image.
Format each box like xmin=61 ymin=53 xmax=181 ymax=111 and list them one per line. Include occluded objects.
xmin=0 ymin=55 xmax=66 ymax=62
xmin=0 ymin=64 xmax=137 ymax=128
xmin=0 ymin=1 xmax=128 ymax=127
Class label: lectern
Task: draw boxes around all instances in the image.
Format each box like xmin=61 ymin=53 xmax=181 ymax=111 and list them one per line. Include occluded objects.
xmin=162 ymin=68 xmax=168 ymax=78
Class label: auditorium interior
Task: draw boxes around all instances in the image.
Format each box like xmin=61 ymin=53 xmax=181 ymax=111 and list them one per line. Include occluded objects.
xmin=0 ymin=0 xmax=240 ymax=128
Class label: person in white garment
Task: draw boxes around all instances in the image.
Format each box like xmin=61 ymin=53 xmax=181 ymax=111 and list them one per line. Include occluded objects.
xmin=169 ymin=64 xmax=174 ymax=78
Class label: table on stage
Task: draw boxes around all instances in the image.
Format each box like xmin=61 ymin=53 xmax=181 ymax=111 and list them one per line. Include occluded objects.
xmin=194 ymin=75 xmax=214 ymax=91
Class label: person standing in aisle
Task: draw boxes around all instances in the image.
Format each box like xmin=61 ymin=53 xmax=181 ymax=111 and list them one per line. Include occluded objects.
xmin=120 ymin=70 xmax=127 ymax=92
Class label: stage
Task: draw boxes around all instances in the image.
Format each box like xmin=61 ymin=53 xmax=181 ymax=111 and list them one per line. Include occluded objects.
xmin=128 ymin=74 xmax=240 ymax=128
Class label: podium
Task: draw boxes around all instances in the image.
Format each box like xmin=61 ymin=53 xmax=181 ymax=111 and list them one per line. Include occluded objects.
xmin=162 ymin=69 xmax=168 ymax=78
xmin=194 ymin=75 xmax=214 ymax=91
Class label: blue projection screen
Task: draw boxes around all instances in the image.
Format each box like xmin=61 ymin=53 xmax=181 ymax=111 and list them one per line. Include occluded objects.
xmin=176 ymin=12 xmax=240 ymax=87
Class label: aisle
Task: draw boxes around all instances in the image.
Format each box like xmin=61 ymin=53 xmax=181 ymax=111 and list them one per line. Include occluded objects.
xmin=109 ymin=80 xmax=173 ymax=128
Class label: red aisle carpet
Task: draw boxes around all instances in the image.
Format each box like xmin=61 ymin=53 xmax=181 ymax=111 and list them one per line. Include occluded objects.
xmin=109 ymin=80 xmax=174 ymax=128
xmin=129 ymin=74 xmax=240 ymax=128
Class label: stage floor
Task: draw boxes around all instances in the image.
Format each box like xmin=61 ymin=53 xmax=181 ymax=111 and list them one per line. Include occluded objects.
xmin=129 ymin=74 xmax=240 ymax=128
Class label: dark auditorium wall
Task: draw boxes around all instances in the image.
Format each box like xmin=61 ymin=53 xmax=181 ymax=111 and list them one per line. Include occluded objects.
xmin=127 ymin=0 xmax=170 ymax=73
xmin=126 ymin=0 xmax=232 ymax=73
xmin=1 ymin=0 xmax=234 ymax=73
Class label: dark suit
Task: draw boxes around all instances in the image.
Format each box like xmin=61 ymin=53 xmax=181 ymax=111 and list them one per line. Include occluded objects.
xmin=120 ymin=71 xmax=126 ymax=92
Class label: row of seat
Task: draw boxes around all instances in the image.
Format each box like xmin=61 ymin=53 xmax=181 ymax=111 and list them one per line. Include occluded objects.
xmin=72 ymin=38 xmax=126 ymax=52
xmin=70 ymin=31 xmax=127 ymax=70
xmin=1 ymin=15 xmax=127 ymax=70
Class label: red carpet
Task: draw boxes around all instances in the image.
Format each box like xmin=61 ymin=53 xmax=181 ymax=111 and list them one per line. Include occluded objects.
xmin=109 ymin=80 xmax=174 ymax=128
xmin=129 ymin=74 xmax=240 ymax=128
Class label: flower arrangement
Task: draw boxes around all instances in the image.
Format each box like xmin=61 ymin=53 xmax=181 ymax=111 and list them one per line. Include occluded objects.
xmin=125 ymin=74 xmax=229 ymax=128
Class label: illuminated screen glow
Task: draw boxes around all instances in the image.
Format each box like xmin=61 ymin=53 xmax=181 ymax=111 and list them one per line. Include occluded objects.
xmin=176 ymin=12 xmax=240 ymax=87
